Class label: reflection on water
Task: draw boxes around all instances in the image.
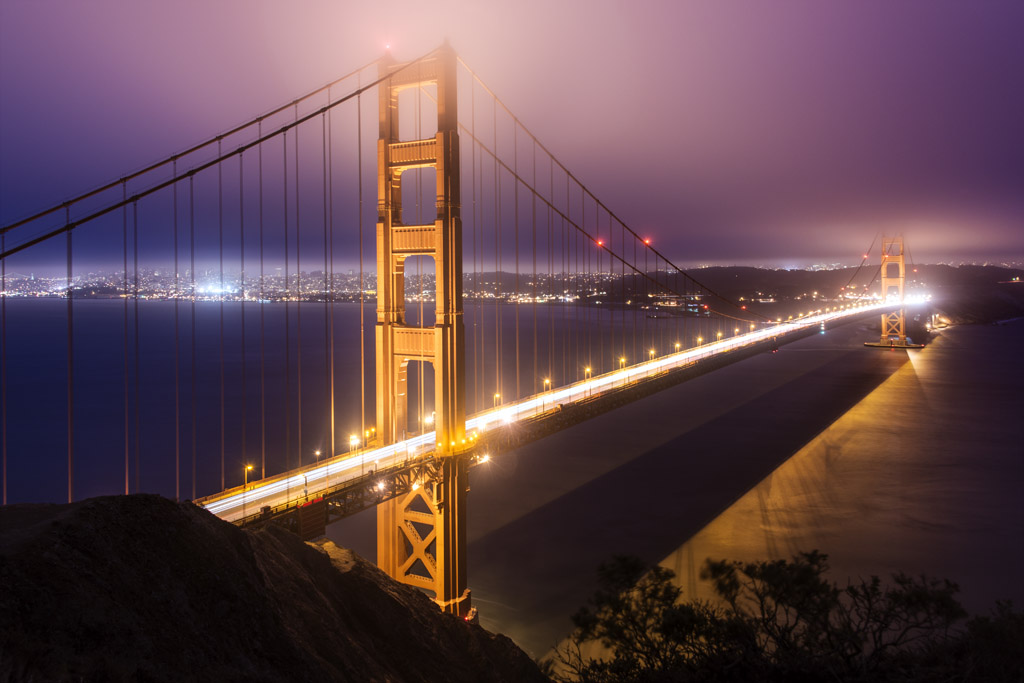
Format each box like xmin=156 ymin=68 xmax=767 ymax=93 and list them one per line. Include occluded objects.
xmin=538 ymin=321 xmax=1023 ymax=669
xmin=659 ymin=321 xmax=1024 ymax=617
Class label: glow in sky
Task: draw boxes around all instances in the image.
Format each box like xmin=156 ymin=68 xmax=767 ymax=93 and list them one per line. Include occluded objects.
xmin=2 ymin=0 xmax=1022 ymax=266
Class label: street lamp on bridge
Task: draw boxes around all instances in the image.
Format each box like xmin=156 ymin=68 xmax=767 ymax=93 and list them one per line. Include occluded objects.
xmin=242 ymin=464 xmax=254 ymax=518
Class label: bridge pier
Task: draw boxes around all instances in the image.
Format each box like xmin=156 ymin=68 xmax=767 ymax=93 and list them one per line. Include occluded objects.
xmin=374 ymin=43 xmax=470 ymax=616
xmin=376 ymin=456 xmax=469 ymax=616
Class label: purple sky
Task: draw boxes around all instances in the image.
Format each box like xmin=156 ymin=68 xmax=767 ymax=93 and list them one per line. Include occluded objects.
xmin=2 ymin=0 xmax=1023 ymax=268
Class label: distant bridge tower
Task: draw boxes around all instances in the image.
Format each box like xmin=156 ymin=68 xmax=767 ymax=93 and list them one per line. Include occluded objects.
xmin=374 ymin=44 xmax=470 ymax=617
xmin=878 ymin=236 xmax=907 ymax=345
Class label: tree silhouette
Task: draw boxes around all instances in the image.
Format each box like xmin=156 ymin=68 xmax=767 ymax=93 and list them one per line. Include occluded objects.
xmin=554 ymin=552 xmax=1020 ymax=682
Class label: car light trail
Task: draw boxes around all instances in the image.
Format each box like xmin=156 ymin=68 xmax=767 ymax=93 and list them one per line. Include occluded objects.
xmin=198 ymin=301 xmax=896 ymax=523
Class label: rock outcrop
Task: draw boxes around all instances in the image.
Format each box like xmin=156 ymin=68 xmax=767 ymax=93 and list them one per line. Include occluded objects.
xmin=0 ymin=495 xmax=548 ymax=682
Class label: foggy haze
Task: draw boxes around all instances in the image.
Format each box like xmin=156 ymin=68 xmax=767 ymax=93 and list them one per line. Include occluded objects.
xmin=2 ymin=0 xmax=1023 ymax=268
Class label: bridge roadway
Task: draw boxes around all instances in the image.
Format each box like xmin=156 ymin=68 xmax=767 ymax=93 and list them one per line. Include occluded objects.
xmin=196 ymin=302 xmax=893 ymax=524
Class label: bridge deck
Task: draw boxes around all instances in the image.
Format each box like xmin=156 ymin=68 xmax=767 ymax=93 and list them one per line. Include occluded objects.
xmin=196 ymin=303 xmax=894 ymax=526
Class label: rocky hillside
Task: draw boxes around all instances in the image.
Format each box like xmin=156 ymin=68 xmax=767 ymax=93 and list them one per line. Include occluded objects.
xmin=0 ymin=495 xmax=549 ymax=683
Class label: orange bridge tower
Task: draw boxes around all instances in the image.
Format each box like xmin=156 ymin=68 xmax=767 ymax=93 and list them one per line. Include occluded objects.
xmin=374 ymin=44 xmax=470 ymax=617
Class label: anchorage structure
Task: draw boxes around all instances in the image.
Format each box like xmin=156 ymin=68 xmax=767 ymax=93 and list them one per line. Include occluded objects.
xmin=374 ymin=45 xmax=470 ymax=616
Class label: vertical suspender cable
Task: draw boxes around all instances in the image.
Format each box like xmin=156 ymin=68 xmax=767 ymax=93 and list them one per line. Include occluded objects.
xmin=576 ymin=223 xmax=581 ymax=378
xmin=325 ymin=100 xmax=335 ymax=459
xmin=561 ymin=179 xmax=566 ymax=379
xmin=357 ymin=87 xmax=365 ymax=446
xmin=218 ymin=139 xmax=226 ymax=490
xmin=239 ymin=153 xmax=247 ymax=475
xmin=583 ymin=191 xmax=588 ymax=373
xmin=644 ymin=239 xmax=649 ymax=354
xmin=548 ymin=157 xmax=553 ymax=384
xmin=513 ymin=122 xmax=520 ymax=401
xmin=583 ymin=191 xmax=589 ymax=372
xmin=173 ymin=161 xmax=180 ymax=500
xmin=601 ymin=217 xmax=607 ymax=369
xmin=190 ymin=176 xmax=197 ymax=498
xmin=122 ymin=182 xmax=130 ymax=495
xmin=470 ymin=78 xmax=478 ymax=411
xmin=621 ymin=219 xmax=626 ymax=361
xmin=531 ymin=139 xmax=537 ymax=393
xmin=477 ymin=95 xmax=485 ymax=410
xmin=259 ymin=122 xmax=266 ymax=478
xmin=66 ymin=207 xmax=73 ymax=503
xmin=295 ymin=104 xmax=303 ymax=465
xmin=605 ymin=212 xmax=610 ymax=371
xmin=493 ymin=98 xmax=500 ymax=401
xmin=626 ymin=236 xmax=634 ymax=366
xmin=283 ymin=130 xmax=291 ymax=475
xmin=570 ymin=190 xmax=575 ymax=378
xmin=572 ymin=190 xmax=578 ymax=378
xmin=565 ymin=187 xmax=570 ymax=379
xmin=563 ymin=175 xmax=568 ymax=379
xmin=133 ymin=201 xmax=140 ymax=493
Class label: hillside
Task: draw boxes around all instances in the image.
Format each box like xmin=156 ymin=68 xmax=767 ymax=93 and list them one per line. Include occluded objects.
xmin=0 ymin=495 xmax=549 ymax=683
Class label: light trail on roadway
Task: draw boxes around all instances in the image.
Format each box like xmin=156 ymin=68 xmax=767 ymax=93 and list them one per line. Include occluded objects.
xmin=198 ymin=301 xmax=896 ymax=523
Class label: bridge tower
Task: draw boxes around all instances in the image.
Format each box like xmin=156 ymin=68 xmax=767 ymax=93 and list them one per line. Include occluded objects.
xmin=878 ymin=236 xmax=907 ymax=345
xmin=374 ymin=44 xmax=470 ymax=617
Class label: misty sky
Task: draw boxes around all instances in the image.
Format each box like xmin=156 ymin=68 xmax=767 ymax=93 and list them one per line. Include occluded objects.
xmin=2 ymin=0 xmax=1023 ymax=269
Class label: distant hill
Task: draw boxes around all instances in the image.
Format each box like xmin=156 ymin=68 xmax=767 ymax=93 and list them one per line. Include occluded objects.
xmin=689 ymin=264 xmax=1024 ymax=323
xmin=0 ymin=495 xmax=548 ymax=683
xmin=462 ymin=264 xmax=1024 ymax=324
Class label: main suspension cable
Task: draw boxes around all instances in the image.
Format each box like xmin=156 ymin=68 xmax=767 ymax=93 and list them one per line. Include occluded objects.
xmin=456 ymin=59 xmax=765 ymax=323
xmin=2 ymin=58 xmax=384 ymax=234
xmin=1 ymin=49 xmax=442 ymax=260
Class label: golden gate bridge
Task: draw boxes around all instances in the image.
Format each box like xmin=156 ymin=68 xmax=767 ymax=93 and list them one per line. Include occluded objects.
xmin=0 ymin=43 xmax=907 ymax=618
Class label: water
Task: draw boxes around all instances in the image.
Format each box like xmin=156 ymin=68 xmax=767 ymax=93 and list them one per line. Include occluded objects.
xmin=659 ymin=319 xmax=1024 ymax=616
xmin=7 ymin=300 xmax=1020 ymax=661
xmin=1 ymin=298 xmax=717 ymax=503
xmin=381 ymin=318 xmax=1021 ymax=657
